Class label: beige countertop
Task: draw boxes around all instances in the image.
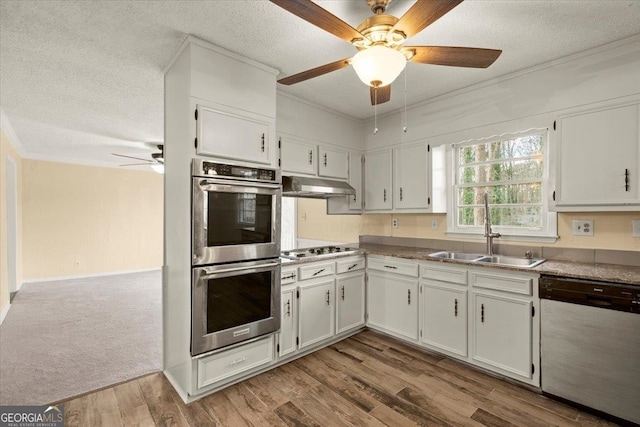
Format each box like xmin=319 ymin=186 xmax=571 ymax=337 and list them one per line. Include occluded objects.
xmin=359 ymin=243 xmax=640 ymax=286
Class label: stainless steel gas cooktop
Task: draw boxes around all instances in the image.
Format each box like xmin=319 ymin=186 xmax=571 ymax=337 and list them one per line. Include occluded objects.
xmin=281 ymin=246 xmax=360 ymax=259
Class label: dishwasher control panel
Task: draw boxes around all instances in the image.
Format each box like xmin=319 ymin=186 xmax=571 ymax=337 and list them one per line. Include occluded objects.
xmin=540 ymin=276 xmax=640 ymax=313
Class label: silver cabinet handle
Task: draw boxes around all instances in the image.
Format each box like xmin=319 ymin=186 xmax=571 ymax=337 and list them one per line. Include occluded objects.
xmin=326 ymin=290 xmax=330 ymax=305
xmin=309 ymin=150 xmax=313 ymax=165
xmin=383 ymin=189 xmax=386 ymax=202
xmin=383 ymin=265 xmax=397 ymax=270
xmin=347 ymin=263 xmax=359 ymax=271
xmin=230 ymin=356 xmax=248 ymax=366
xmin=312 ymin=268 xmax=326 ymax=277
xmin=408 ymin=289 xmax=411 ymax=305
xmin=261 ymin=133 xmax=265 ymax=152
xmin=324 ymin=153 xmax=327 ymax=167
xmin=285 ymin=299 xmax=291 ymax=317
xmin=341 ymin=286 xmax=345 ymax=300
xmin=481 ymin=303 xmax=485 ymax=323
xmin=282 ymin=273 xmax=296 ymax=281
xmin=353 ymin=194 xmax=357 ymax=202
xmin=454 ymin=299 xmax=458 ymax=317
xmin=400 ymin=187 xmax=403 ymax=201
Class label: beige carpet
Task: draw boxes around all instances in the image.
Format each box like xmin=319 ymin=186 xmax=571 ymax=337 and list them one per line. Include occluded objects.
xmin=0 ymin=270 xmax=162 ymax=405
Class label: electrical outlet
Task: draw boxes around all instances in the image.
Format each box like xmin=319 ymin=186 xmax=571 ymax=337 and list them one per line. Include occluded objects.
xmin=572 ymin=220 xmax=594 ymax=236
xmin=392 ymin=218 xmax=398 ymax=229
xmin=633 ymin=219 xmax=640 ymax=237
xmin=431 ymin=219 xmax=438 ymax=229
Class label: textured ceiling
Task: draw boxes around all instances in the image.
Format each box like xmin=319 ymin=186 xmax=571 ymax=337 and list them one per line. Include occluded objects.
xmin=1 ymin=0 xmax=639 ymax=168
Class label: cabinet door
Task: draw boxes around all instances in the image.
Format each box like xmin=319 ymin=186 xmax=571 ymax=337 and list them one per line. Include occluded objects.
xmin=278 ymin=288 xmax=297 ymax=358
xmin=336 ymin=272 xmax=365 ymax=334
xmin=197 ymin=104 xmax=271 ymax=165
xmin=394 ymin=143 xmax=430 ymax=209
xmin=319 ymin=147 xmax=349 ymax=180
xmin=280 ymin=137 xmax=317 ymax=175
xmin=367 ymin=272 xmax=418 ymax=340
xmin=472 ymin=291 xmax=532 ymax=379
xmin=298 ymin=279 xmax=335 ymax=350
xmin=364 ymin=150 xmax=392 ymax=210
xmin=421 ymin=281 xmax=467 ymax=357
xmin=348 ymin=153 xmax=363 ymax=210
xmin=557 ymin=103 xmax=640 ymax=206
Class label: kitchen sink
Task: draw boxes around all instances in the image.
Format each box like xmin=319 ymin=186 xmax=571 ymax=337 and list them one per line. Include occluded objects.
xmin=475 ymin=255 xmax=546 ymax=268
xmin=428 ymin=251 xmax=487 ymax=261
xmin=428 ymin=252 xmax=545 ymax=268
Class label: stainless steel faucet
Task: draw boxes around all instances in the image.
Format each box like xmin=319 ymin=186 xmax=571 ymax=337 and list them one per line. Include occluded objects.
xmin=484 ymin=192 xmax=501 ymax=255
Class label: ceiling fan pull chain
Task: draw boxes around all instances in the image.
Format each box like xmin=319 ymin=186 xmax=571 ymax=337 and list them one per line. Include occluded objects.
xmin=403 ymin=66 xmax=408 ymax=133
xmin=374 ymin=85 xmax=379 ymax=134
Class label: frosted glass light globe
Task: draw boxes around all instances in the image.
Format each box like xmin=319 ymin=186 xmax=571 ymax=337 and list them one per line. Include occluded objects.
xmin=352 ymin=45 xmax=407 ymax=87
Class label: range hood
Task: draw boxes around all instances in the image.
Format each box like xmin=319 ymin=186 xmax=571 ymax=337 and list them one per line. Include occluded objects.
xmin=282 ymin=175 xmax=356 ymax=198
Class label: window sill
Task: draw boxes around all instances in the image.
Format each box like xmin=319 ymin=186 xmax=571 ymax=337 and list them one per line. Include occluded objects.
xmin=445 ymin=231 xmax=558 ymax=244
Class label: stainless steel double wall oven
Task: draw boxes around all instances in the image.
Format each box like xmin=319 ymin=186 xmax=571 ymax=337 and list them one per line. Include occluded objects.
xmin=191 ymin=159 xmax=281 ymax=355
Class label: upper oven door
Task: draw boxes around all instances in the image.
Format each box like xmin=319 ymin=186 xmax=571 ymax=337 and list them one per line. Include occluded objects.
xmin=193 ymin=178 xmax=281 ymax=265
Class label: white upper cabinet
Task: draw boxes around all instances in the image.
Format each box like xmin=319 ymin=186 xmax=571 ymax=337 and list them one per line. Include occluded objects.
xmin=394 ymin=142 xmax=430 ymax=209
xmin=348 ymin=153 xmax=363 ymax=210
xmin=196 ymin=102 xmax=273 ymax=165
xmin=318 ymin=147 xmax=349 ymax=179
xmin=280 ymin=136 xmax=316 ymax=175
xmin=364 ymin=149 xmax=393 ymax=211
xmin=554 ymin=100 xmax=640 ymax=210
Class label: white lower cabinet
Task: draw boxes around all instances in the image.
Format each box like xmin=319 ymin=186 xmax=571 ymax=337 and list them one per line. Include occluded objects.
xmin=421 ymin=281 xmax=467 ymax=357
xmin=472 ymin=291 xmax=532 ymax=379
xmin=197 ymin=336 xmax=273 ymax=389
xmin=336 ymin=271 xmax=366 ymax=334
xmin=277 ymin=256 xmax=365 ymax=360
xmin=367 ymin=256 xmax=419 ymax=341
xmin=298 ymin=278 xmax=335 ymax=349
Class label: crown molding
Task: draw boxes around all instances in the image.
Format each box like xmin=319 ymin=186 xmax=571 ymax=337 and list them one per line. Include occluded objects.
xmin=0 ymin=108 xmax=27 ymax=157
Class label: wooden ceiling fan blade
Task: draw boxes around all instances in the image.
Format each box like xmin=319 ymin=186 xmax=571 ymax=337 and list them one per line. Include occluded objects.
xmin=406 ymin=46 xmax=502 ymax=68
xmin=370 ymin=84 xmax=391 ymax=105
xmin=270 ymin=0 xmax=364 ymax=43
xmin=392 ymin=0 xmax=463 ymax=39
xmin=278 ymin=58 xmax=351 ymax=85
xmin=112 ymin=153 xmax=153 ymax=162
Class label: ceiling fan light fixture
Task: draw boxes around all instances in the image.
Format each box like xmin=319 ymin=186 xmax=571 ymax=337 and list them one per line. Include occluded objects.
xmin=352 ymin=45 xmax=406 ymax=87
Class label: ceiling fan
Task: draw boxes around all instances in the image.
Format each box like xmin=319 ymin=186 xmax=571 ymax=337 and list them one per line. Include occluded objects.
xmin=271 ymin=0 xmax=502 ymax=105
xmin=111 ymin=144 xmax=164 ymax=173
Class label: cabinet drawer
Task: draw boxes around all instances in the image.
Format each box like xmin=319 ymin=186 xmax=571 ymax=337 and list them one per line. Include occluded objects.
xmin=368 ymin=257 xmax=419 ymax=277
xmin=281 ymin=268 xmax=297 ymax=285
xmin=471 ymin=271 xmax=532 ymax=296
xmin=422 ymin=263 xmax=468 ymax=285
xmin=197 ymin=336 xmax=273 ymax=389
xmin=298 ymin=262 xmax=335 ymax=280
xmin=336 ymin=257 xmax=365 ymax=274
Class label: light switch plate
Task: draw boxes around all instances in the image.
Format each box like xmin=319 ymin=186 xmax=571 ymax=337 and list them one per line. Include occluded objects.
xmin=392 ymin=218 xmax=398 ymax=229
xmin=572 ymin=220 xmax=594 ymax=236
xmin=633 ymin=219 xmax=640 ymax=237
xmin=431 ymin=219 xmax=438 ymax=229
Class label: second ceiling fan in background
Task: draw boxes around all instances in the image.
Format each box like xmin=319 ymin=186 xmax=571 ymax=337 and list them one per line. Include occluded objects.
xmin=271 ymin=0 xmax=502 ymax=105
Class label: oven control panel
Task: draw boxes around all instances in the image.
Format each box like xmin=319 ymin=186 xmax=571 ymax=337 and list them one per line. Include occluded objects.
xmin=192 ymin=159 xmax=280 ymax=183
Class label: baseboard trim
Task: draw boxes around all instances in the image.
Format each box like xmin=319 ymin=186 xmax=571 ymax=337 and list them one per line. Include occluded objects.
xmin=22 ymin=267 xmax=162 ymax=284
xmin=0 ymin=302 xmax=10 ymax=325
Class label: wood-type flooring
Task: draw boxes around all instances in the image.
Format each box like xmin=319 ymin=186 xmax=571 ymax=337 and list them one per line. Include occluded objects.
xmin=62 ymin=330 xmax=619 ymax=426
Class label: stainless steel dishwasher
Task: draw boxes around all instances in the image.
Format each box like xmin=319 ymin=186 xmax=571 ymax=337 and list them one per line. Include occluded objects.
xmin=540 ymin=275 xmax=640 ymax=425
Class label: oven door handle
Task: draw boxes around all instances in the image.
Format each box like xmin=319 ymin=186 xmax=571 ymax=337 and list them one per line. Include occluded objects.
xmin=198 ymin=262 xmax=280 ymax=279
xmin=198 ymin=178 xmax=281 ymax=191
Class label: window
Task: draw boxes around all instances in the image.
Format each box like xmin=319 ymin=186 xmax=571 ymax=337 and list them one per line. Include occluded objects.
xmin=237 ymin=194 xmax=256 ymax=226
xmin=449 ymin=130 xmax=557 ymax=241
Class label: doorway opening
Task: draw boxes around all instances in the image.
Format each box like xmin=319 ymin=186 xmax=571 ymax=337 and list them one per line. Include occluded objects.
xmin=6 ymin=156 xmax=18 ymax=302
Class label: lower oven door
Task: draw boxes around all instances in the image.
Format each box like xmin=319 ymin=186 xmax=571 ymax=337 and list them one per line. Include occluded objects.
xmin=192 ymin=177 xmax=281 ymax=266
xmin=192 ymin=259 xmax=281 ymax=356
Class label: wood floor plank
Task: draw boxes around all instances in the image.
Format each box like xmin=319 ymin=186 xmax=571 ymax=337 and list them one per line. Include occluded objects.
xmin=138 ymin=373 xmax=190 ymax=427
xmin=396 ymin=387 xmax=483 ymax=427
xmin=113 ymin=380 xmax=156 ymax=427
xmin=303 ymin=384 xmax=388 ymax=427
xmin=200 ymin=390 xmax=251 ymax=427
xmin=488 ymin=388 xmax=584 ymax=427
xmin=355 ymin=330 xmax=445 ymax=365
xmin=335 ymin=337 xmax=428 ymax=377
xmin=243 ymin=367 xmax=293 ymax=409
xmin=369 ymin=404 xmax=420 ymax=427
xmin=223 ymin=383 xmax=288 ymax=426
xmin=274 ymin=401 xmax=322 ymax=427
xmin=470 ymin=408 xmax=516 ymax=427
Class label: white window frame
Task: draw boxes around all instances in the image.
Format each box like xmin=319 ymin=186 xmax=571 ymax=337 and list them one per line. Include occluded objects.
xmin=446 ymin=128 xmax=557 ymax=243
